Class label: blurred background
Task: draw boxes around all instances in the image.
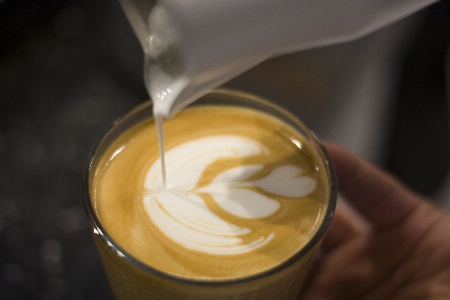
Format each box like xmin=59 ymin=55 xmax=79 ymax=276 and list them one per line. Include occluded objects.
xmin=0 ymin=0 xmax=449 ymax=299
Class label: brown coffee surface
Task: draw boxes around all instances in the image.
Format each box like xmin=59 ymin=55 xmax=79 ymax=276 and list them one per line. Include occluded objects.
xmin=91 ymin=105 xmax=328 ymax=280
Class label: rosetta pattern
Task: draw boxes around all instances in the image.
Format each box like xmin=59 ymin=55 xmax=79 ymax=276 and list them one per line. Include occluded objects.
xmin=143 ymin=135 xmax=316 ymax=255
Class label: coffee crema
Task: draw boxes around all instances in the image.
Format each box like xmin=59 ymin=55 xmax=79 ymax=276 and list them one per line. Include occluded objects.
xmin=91 ymin=104 xmax=328 ymax=280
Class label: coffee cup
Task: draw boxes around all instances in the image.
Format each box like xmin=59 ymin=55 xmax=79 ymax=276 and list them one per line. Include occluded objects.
xmin=83 ymin=89 xmax=336 ymax=299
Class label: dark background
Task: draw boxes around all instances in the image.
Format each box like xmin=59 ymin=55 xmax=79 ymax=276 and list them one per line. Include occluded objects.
xmin=0 ymin=0 xmax=449 ymax=299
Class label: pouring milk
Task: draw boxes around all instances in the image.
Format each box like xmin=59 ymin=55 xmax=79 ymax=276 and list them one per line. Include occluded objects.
xmin=118 ymin=0 xmax=437 ymax=189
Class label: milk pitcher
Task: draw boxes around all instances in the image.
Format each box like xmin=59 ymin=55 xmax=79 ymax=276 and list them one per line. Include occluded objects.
xmin=118 ymin=0 xmax=437 ymax=117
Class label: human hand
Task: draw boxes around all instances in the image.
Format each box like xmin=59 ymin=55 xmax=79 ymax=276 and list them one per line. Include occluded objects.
xmin=301 ymin=142 xmax=450 ymax=300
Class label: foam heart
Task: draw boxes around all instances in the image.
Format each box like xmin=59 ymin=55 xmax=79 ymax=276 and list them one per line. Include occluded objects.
xmin=250 ymin=165 xmax=316 ymax=198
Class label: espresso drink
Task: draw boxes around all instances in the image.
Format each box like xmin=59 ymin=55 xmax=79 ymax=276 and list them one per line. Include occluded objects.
xmin=86 ymin=90 xmax=335 ymax=299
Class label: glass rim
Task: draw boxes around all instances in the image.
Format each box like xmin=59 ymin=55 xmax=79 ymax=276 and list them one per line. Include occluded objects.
xmin=83 ymin=88 xmax=337 ymax=287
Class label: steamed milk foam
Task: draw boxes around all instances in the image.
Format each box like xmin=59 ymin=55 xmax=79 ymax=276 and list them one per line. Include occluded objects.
xmin=92 ymin=104 xmax=328 ymax=279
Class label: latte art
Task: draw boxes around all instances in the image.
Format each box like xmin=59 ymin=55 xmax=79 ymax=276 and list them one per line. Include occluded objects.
xmin=92 ymin=104 xmax=329 ymax=279
xmin=144 ymin=135 xmax=317 ymax=255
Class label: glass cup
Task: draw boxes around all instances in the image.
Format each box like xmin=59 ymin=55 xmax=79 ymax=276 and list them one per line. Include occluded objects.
xmin=83 ymin=89 xmax=337 ymax=299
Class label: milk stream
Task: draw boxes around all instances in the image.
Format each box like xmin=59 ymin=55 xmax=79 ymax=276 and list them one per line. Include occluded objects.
xmin=155 ymin=115 xmax=166 ymax=189
xmin=118 ymin=0 xmax=438 ymax=189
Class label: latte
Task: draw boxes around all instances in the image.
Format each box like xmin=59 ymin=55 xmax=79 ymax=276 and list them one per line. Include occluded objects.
xmin=85 ymin=90 xmax=336 ymax=299
xmin=91 ymin=98 xmax=329 ymax=280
